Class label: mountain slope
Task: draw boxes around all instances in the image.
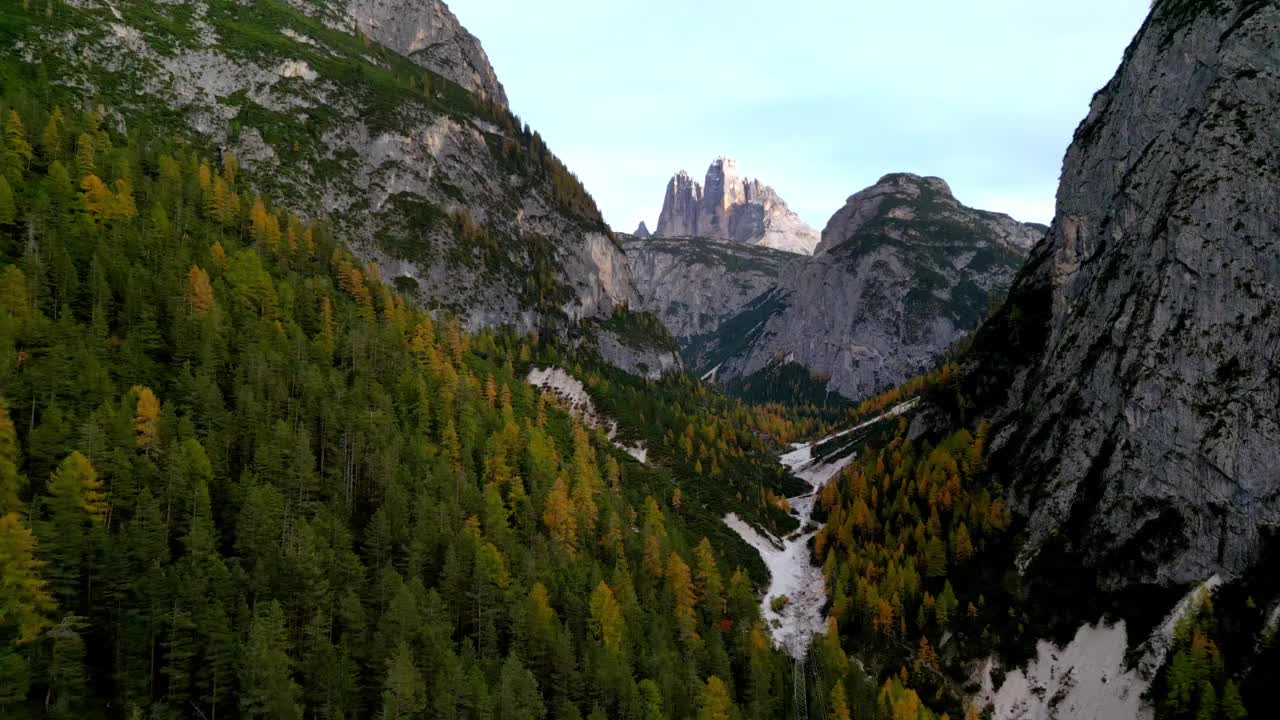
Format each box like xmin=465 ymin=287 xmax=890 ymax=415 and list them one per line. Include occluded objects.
xmin=956 ymin=0 xmax=1280 ymax=593
xmin=622 ymin=234 xmax=793 ymax=340
xmin=689 ymin=174 xmax=1041 ymax=401
xmin=653 ymin=157 xmax=820 ymax=255
xmin=8 ymin=0 xmax=633 ymax=332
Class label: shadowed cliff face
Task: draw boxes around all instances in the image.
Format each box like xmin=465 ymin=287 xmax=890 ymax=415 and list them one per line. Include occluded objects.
xmin=961 ymin=0 xmax=1280 ymax=591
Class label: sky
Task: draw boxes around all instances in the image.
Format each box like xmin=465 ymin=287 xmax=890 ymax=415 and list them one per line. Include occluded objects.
xmin=450 ymin=1 xmax=1151 ymax=232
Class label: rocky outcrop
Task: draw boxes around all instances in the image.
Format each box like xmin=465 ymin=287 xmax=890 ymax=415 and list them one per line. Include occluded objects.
xmin=345 ymin=0 xmax=508 ymax=107
xmin=622 ymin=234 xmax=793 ymax=339
xmin=654 ymin=157 xmax=820 ymax=255
xmin=689 ymin=174 xmax=1039 ymax=400
xmin=595 ymin=330 xmax=682 ymax=381
xmin=51 ymin=0 xmax=632 ymax=334
xmin=960 ymin=0 xmax=1280 ymax=591
xmin=633 ymin=221 xmax=651 ymax=238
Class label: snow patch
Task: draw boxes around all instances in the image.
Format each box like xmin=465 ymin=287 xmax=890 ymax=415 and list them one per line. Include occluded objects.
xmin=1263 ymin=603 xmax=1280 ymax=648
xmin=700 ymin=363 xmax=723 ymax=383
xmin=1136 ymin=575 xmax=1222 ymax=679
xmin=526 ymin=367 xmax=648 ymax=464
xmin=977 ymin=577 xmax=1224 ymax=720
xmin=980 ymin=622 xmax=1150 ymax=720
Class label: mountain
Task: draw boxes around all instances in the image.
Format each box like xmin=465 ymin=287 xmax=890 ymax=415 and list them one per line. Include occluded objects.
xmin=809 ymin=1 xmax=1280 ymax=716
xmin=653 ymin=157 xmax=820 ymax=255
xmin=954 ymin=0 xmax=1280 ymax=594
xmin=622 ymin=234 xmax=792 ymax=340
xmin=672 ymin=173 xmax=1042 ymax=400
xmin=17 ymin=0 xmax=634 ymax=334
xmin=343 ymin=0 xmax=508 ymax=107
xmin=633 ymin=221 xmax=651 ymax=238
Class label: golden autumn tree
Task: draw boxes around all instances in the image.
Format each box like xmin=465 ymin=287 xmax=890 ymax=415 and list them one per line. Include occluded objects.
xmin=697 ymin=676 xmax=732 ymax=720
xmin=0 ymin=512 xmax=55 ymax=644
xmin=132 ymin=386 xmax=161 ymax=453
xmin=188 ymin=266 xmax=215 ymax=318
xmin=75 ymin=132 xmax=95 ymax=176
xmin=831 ymin=680 xmax=852 ymax=720
xmin=542 ymin=474 xmax=578 ymax=553
xmin=588 ymin=581 xmax=624 ymax=656
xmin=667 ymin=552 xmax=698 ymax=642
xmin=80 ymin=174 xmax=113 ymax=221
xmin=211 ymin=240 xmax=227 ymax=270
xmin=5 ymin=111 xmax=33 ymax=172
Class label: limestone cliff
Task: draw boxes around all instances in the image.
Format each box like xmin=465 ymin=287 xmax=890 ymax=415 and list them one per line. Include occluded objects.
xmin=48 ymin=0 xmax=633 ymax=333
xmin=654 ymin=157 xmax=820 ymax=255
xmin=682 ymin=174 xmax=1040 ymax=400
xmin=955 ymin=0 xmax=1280 ymax=592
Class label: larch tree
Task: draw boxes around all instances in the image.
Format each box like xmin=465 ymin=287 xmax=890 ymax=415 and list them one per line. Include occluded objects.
xmin=667 ymin=552 xmax=698 ymax=642
xmin=188 ymin=266 xmax=215 ymax=318
xmin=588 ymin=581 xmax=624 ymax=656
xmin=132 ymin=386 xmax=161 ymax=454
xmin=698 ymin=676 xmax=733 ymax=720
xmin=542 ymin=474 xmax=578 ymax=553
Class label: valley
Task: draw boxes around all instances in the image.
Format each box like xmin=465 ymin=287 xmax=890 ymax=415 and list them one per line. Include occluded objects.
xmin=0 ymin=1 xmax=1277 ymax=719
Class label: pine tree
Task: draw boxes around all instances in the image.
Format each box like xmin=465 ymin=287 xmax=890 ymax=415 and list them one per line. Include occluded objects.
xmin=38 ymin=452 xmax=107 ymax=602
xmin=240 ymin=601 xmax=302 ymax=720
xmin=380 ymin=642 xmax=426 ymax=720
xmin=0 ymin=399 xmax=25 ymax=514
xmin=4 ymin=112 xmax=32 ymax=174
xmin=0 ymin=177 xmax=15 ymax=226
xmin=40 ymin=108 xmax=64 ymax=161
xmin=44 ymin=616 xmax=87 ymax=720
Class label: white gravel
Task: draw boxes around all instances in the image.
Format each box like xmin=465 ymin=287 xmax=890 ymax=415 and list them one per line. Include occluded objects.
xmin=526 ymin=367 xmax=648 ymax=464
xmin=725 ymin=399 xmax=919 ymax=657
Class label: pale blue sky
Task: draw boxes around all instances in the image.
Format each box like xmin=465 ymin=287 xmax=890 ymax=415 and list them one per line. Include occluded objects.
xmin=451 ymin=1 xmax=1150 ymax=232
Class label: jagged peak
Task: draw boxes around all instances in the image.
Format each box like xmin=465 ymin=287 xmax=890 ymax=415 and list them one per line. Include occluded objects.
xmin=634 ymin=221 xmax=651 ymax=238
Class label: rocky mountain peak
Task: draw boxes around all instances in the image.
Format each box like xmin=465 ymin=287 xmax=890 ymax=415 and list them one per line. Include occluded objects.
xmin=633 ymin=221 xmax=651 ymax=238
xmin=653 ymin=157 xmax=819 ymax=255
xmin=815 ymin=172 xmax=1042 ymax=256
xmin=346 ymin=0 xmax=508 ymax=107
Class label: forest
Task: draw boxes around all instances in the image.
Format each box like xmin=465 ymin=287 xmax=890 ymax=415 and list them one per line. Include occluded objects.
xmin=0 ymin=98 xmax=809 ymax=720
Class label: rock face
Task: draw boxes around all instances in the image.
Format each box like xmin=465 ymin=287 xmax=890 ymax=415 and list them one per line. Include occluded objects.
xmin=685 ymin=174 xmax=1040 ymax=400
xmin=633 ymin=221 xmax=651 ymax=238
xmin=961 ymin=0 xmax=1280 ymax=591
xmin=345 ymin=0 xmax=508 ymax=107
xmin=50 ymin=0 xmax=633 ymax=334
xmin=622 ymin=234 xmax=793 ymax=339
xmin=654 ymin=157 xmax=820 ymax=255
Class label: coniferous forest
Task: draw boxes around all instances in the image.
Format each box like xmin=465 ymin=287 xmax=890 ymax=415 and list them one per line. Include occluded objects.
xmin=0 ymin=100 xmax=813 ymax=720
